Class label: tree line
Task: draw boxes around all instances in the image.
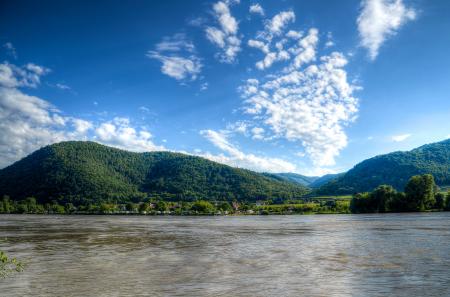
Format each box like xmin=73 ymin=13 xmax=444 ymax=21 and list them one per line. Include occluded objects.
xmin=0 ymin=195 xmax=351 ymax=215
xmin=350 ymin=174 xmax=450 ymax=213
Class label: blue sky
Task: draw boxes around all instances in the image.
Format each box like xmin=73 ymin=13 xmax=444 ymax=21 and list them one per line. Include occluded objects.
xmin=0 ymin=0 xmax=449 ymax=175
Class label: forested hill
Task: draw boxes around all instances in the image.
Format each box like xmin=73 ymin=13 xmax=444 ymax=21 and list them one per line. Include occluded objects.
xmin=266 ymin=173 xmax=319 ymax=186
xmin=0 ymin=141 xmax=309 ymax=204
xmin=318 ymin=139 xmax=450 ymax=194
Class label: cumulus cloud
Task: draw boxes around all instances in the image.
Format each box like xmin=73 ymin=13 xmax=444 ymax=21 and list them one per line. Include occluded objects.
xmin=240 ymin=39 xmax=359 ymax=168
xmin=0 ymin=62 xmax=50 ymax=88
xmin=94 ymin=117 xmax=164 ymax=152
xmin=232 ymin=8 xmax=360 ymax=171
xmin=205 ymin=1 xmax=241 ymax=63
xmin=249 ymin=3 xmax=264 ymax=16
xmin=266 ymin=10 xmax=295 ymax=36
xmin=246 ymin=10 xmax=319 ymax=71
xmin=200 ymin=129 xmax=296 ymax=172
xmin=0 ymin=61 xmax=164 ymax=168
xmin=147 ymin=34 xmax=202 ymax=81
xmin=357 ymin=0 xmax=416 ymax=60
xmin=391 ymin=133 xmax=411 ymax=142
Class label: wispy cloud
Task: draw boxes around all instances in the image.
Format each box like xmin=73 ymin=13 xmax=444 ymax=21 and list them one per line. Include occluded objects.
xmin=55 ymin=83 xmax=71 ymax=90
xmin=205 ymin=0 xmax=241 ymax=63
xmin=3 ymin=42 xmax=17 ymax=59
xmin=391 ymin=133 xmax=411 ymax=142
xmin=147 ymin=33 xmax=202 ymax=81
xmin=200 ymin=129 xmax=296 ymax=172
xmin=357 ymin=0 xmax=416 ymax=60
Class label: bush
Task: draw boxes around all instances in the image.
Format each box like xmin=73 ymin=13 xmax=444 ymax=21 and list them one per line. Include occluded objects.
xmin=190 ymin=200 xmax=215 ymax=213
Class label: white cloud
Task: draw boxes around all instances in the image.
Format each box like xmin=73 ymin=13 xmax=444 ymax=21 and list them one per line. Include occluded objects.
xmin=200 ymin=129 xmax=296 ymax=172
xmin=251 ymin=127 xmax=265 ymax=140
xmin=147 ymin=52 xmax=202 ymax=80
xmin=325 ymin=32 xmax=335 ymax=48
xmin=94 ymin=117 xmax=164 ymax=152
xmin=248 ymin=39 xmax=270 ymax=54
xmin=71 ymin=119 xmax=93 ymax=135
xmin=155 ymin=33 xmax=195 ymax=52
xmin=0 ymin=61 xmax=164 ymax=169
xmin=249 ymin=3 xmax=264 ymax=16
xmin=205 ymin=1 xmax=241 ymax=63
xmin=139 ymin=106 xmax=150 ymax=113
xmin=266 ymin=10 xmax=295 ymax=35
xmin=291 ymin=28 xmax=319 ymax=69
xmin=3 ymin=42 xmax=17 ymax=59
xmin=55 ymin=83 xmax=71 ymax=90
xmin=391 ymin=133 xmax=411 ymax=142
xmin=357 ymin=0 xmax=416 ymax=60
xmin=286 ymin=30 xmax=303 ymax=39
xmin=237 ymin=11 xmax=359 ymax=171
xmin=247 ymin=11 xmax=318 ymax=71
xmin=240 ymin=51 xmax=359 ymax=168
xmin=0 ymin=62 xmax=50 ymax=88
xmin=148 ymin=34 xmax=202 ymax=81
xmin=200 ymin=82 xmax=209 ymax=91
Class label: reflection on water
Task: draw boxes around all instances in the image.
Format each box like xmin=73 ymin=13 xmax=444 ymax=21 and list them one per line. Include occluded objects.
xmin=1 ymin=213 xmax=450 ymax=296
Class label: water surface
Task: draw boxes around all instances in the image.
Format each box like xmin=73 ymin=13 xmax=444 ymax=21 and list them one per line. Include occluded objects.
xmin=1 ymin=213 xmax=450 ymax=296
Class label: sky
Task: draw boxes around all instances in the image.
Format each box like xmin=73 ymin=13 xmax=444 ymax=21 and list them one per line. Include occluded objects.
xmin=0 ymin=0 xmax=449 ymax=176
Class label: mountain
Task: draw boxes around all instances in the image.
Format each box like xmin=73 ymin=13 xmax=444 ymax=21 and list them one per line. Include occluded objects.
xmin=309 ymin=173 xmax=344 ymax=188
xmin=0 ymin=141 xmax=309 ymax=204
xmin=317 ymin=139 xmax=450 ymax=194
xmin=268 ymin=172 xmax=345 ymax=188
xmin=268 ymin=173 xmax=319 ymax=186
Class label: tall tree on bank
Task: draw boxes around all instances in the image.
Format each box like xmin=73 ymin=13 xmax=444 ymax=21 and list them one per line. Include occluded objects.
xmin=404 ymin=174 xmax=436 ymax=211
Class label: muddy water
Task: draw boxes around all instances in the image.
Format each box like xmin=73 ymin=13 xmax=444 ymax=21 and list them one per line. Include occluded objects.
xmin=1 ymin=213 xmax=450 ymax=296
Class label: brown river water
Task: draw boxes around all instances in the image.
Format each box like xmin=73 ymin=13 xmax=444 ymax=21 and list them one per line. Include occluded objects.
xmin=1 ymin=213 xmax=450 ymax=296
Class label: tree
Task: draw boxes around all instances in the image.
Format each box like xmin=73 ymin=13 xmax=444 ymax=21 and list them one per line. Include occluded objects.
xmin=191 ymin=200 xmax=215 ymax=213
xmin=155 ymin=201 xmax=167 ymax=212
xmin=434 ymin=193 xmax=446 ymax=209
xmin=404 ymin=174 xmax=436 ymax=211
xmin=350 ymin=192 xmax=371 ymax=213
xmin=125 ymin=202 xmax=136 ymax=212
xmin=217 ymin=201 xmax=232 ymax=212
xmin=371 ymin=185 xmax=397 ymax=212
xmin=138 ymin=203 xmax=149 ymax=213
xmin=445 ymin=191 xmax=450 ymax=210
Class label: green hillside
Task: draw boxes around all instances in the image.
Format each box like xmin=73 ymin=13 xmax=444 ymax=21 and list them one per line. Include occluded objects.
xmin=267 ymin=173 xmax=319 ymax=186
xmin=0 ymin=141 xmax=309 ymax=204
xmin=318 ymin=139 xmax=450 ymax=194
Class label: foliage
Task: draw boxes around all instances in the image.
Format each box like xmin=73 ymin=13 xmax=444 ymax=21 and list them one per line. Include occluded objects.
xmin=266 ymin=173 xmax=319 ymax=186
xmin=190 ymin=200 xmax=215 ymax=213
xmin=0 ymin=141 xmax=309 ymax=205
xmin=318 ymin=139 xmax=450 ymax=194
xmin=350 ymin=174 xmax=445 ymax=213
xmin=404 ymin=174 xmax=436 ymax=211
xmin=0 ymin=251 xmax=24 ymax=278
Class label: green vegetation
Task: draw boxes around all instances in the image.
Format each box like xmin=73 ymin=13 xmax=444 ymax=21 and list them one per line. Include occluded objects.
xmin=266 ymin=173 xmax=319 ymax=186
xmin=0 ymin=194 xmax=352 ymax=215
xmin=2 ymin=140 xmax=450 ymax=216
xmin=350 ymin=174 xmax=450 ymax=213
xmin=0 ymin=251 xmax=24 ymax=278
xmin=318 ymin=139 xmax=450 ymax=194
xmin=0 ymin=141 xmax=309 ymax=205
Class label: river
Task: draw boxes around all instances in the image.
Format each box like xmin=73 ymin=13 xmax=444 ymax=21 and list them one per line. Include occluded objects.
xmin=1 ymin=213 xmax=450 ymax=296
